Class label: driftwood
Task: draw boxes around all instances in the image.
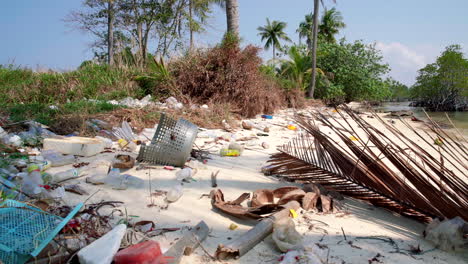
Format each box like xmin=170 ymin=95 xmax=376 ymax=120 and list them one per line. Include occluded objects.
xmin=215 ymin=201 xmax=300 ymax=260
xmin=163 ymin=221 xmax=209 ymax=264
xmin=211 ymin=170 xmax=219 ymax=188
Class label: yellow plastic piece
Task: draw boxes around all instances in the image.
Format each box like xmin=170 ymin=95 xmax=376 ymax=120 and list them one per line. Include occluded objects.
xmin=289 ymin=209 xmax=298 ymax=218
xmin=349 ymin=136 xmax=359 ymax=141
xmin=229 ymin=223 xmax=238 ymax=230
xmin=118 ymin=139 xmax=128 ymax=148
xmin=287 ymin=125 xmax=297 ymax=131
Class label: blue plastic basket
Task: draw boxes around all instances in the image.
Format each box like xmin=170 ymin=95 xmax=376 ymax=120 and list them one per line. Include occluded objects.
xmin=0 ymin=200 xmax=83 ymax=264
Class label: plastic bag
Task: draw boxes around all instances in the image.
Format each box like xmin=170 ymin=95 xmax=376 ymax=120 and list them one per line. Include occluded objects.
xmin=272 ymin=218 xmax=303 ymax=252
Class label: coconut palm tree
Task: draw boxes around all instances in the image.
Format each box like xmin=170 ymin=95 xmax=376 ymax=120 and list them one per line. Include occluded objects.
xmin=257 ymin=19 xmax=291 ymax=61
xmin=297 ymin=13 xmax=314 ymax=49
xmin=280 ymin=46 xmax=312 ymax=90
xmin=308 ymin=0 xmax=321 ymax=98
xmin=319 ymin=8 xmax=346 ymax=43
xmin=225 ymin=0 xmax=239 ymax=37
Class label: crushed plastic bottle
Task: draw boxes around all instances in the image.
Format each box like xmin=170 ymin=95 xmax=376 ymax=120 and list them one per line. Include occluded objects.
xmin=166 ymin=185 xmax=183 ymax=202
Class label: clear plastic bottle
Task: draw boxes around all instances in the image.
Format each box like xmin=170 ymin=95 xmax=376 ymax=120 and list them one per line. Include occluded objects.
xmin=21 ymin=170 xmax=44 ymax=196
xmin=52 ymin=168 xmax=81 ymax=183
xmin=166 ymin=185 xmax=183 ymax=202
xmin=42 ymin=150 xmax=75 ymax=167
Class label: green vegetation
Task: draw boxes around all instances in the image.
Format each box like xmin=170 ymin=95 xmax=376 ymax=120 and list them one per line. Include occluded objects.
xmin=411 ymin=45 xmax=468 ymax=111
xmin=267 ymin=39 xmax=390 ymax=104
xmin=0 ymin=64 xmax=144 ymax=104
xmin=385 ymin=79 xmax=410 ymax=102
xmin=2 ymin=101 xmax=122 ymax=126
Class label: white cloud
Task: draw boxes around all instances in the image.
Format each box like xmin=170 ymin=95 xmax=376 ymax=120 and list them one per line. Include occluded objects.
xmin=375 ymin=42 xmax=429 ymax=86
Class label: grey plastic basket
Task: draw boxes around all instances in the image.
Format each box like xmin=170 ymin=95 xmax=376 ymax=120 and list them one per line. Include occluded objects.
xmin=137 ymin=113 xmax=198 ymax=167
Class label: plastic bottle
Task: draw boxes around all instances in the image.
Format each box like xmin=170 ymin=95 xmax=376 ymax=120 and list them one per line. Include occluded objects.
xmin=166 ymin=185 xmax=183 ymax=202
xmin=52 ymin=168 xmax=81 ymax=183
xmin=21 ymin=170 xmax=44 ymax=196
xmin=42 ymin=150 xmax=75 ymax=167
xmin=176 ymin=167 xmax=193 ymax=181
xmin=220 ymin=149 xmax=240 ymax=157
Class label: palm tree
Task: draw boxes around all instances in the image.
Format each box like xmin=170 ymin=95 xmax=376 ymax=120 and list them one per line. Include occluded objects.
xmin=280 ymin=46 xmax=311 ymax=90
xmin=188 ymin=0 xmax=225 ymax=51
xmin=257 ymin=19 xmax=291 ymax=61
xmin=297 ymin=13 xmax=314 ymax=49
xmin=308 ymin=0 xmax=320 ymax=98
xmin=319 ymin=8 xmax=346 ymax=43
xmin=225 ymin=0 xmax=239 ymax=37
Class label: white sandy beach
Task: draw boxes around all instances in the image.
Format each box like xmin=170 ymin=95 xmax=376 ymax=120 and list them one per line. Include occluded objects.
xmin=46 ymin=106 xmax=467 ymax=264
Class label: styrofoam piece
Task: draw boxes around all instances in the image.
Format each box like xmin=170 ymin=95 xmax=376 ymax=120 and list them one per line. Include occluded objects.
xmin=77 ymin=224 xmax=127 ymax=264
xmin=43 ymin=137 xmax=104 ymax=157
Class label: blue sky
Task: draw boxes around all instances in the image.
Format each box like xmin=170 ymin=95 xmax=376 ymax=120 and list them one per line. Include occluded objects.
xmin=1 ymin=0 xmax=467 ymax=85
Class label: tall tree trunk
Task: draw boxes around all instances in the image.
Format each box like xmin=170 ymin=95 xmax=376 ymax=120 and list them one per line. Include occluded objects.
xmin=142 ymin=25 xmax=151 ymax=65
xmin=307 ymin=0 xmax=320 ymax=98
xmin=107 ymin=0 xmax=115 ymax=66
xmin=189 ymin=0 xmax=194 ymax=51
xmin=225 ymin=0 xmax=239 ymax=37
xmin=137 ymin=22 xmax=143 ymax=65
xmin=273 ymin=45 xmax=276 ymax=61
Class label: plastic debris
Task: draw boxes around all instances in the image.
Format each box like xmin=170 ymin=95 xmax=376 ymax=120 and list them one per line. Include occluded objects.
xmin=77 ymin=224 xmax=127 ymax=264
xmin=41 ymin=150 xmax=75 ymax=167
xmin=104 ymin=168 xmax=144 ymax=190
xmin=176 ymin=167 xmax=194 ymax=181
xmin=424 ymin=217 xmax=467 ymax=251
xmin=114 ymin=240 xmax=169 ymax=264
xmin=166 ymin=185 xmax=183 ymax=203
xmin=43 ymin=137 xmax=105 ymax=157
xmin=289 ymin=209 xmax=298 ymax=218
xmin=229 ymin=223 xmax=238 ymax=230
xmin=165 ymin=96 xmax=183 ymax=110
xmin=279 ymin=243 xmax=328 ymax=264
xmin=52 ymin=168 xmax=82 ymax=183
xmin=242 ymin=120 xmax=254 ymax=130
xmin=112 ymin=155 xmax=135 ymax=169
xmin=228 ymin=142 xmax=244 ymax=153
xmin=272 ymin=217 xmax=303 ymax=252
xmin=220 ymin=149 xmax=240 ymax=157
xmin=0 ymin=200 xmax=82 ymax=264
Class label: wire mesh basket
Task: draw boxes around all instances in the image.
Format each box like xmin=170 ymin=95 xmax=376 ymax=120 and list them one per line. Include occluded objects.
xmin=137 ymin=113 xmax=198 ymax=167
xmin=0 ymin=200 xmax=83 ymax=264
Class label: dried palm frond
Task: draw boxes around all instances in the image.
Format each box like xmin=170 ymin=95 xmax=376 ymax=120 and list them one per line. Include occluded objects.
xmin=269 ymin=106 xmax=468 ymax=222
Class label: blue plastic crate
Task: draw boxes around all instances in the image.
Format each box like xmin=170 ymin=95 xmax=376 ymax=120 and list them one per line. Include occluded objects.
xmin=0 ymin=200 xmax=83 ymax=264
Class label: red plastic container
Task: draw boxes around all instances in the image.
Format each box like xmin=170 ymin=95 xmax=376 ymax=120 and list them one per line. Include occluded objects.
xmin=114 ymin=240 xmax=171 ymax=264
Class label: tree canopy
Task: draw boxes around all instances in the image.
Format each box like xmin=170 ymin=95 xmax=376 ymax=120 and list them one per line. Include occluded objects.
xmin=257 ymin=19 xmax=291 ymax=60
xmin=411 ymin=45 xmax=468 ymax=111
